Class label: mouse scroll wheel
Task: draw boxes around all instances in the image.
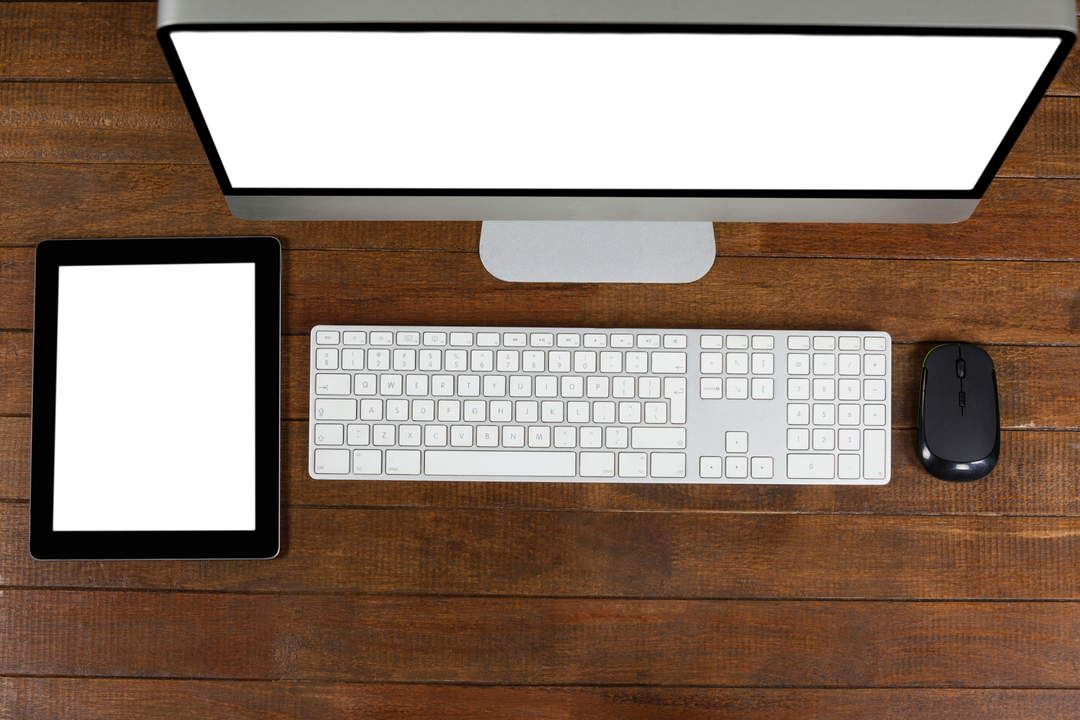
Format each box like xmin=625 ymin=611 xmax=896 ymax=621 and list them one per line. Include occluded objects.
xmin=956 ymin=358 xmax=966 ymax=379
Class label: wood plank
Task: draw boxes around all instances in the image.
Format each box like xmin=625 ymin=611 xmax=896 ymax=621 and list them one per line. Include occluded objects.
xmin=0 ymin=83 xmax=204 ymax=164
xmin=4 ymin=1 xmax=1080 ymax=93
xmin=1051 ymin=37 xmax=1080 ymax=97
xmin=5 ymin=162 xmax=1080 ymax=261
xmin=4 ymin=678 xmax=1080 ymax=720
xmin=3 ymin=83 xmax=1079 ymax=177
xmin=2 ymin=331 xmax=1079 ymax=424
xmin=282 ymin=427 xmax=1080 ymax=515
xmin=1001 ymin=97 xmax=1080 ymax=178
xmin=5 ymin=244 xmax=1080 ymax=339
xmin=0 ymin=419 xmax=31 ymax=501
xmin=4 ymin=591 xmax=1080 ymax=685
xmin=0 ymin=164 xmax=481 ymax=251
xmin=278 ymin=252 xmax=1080 ymax=344
xmin=0 ymin=2 xmax=170 ymax=82
xmin=4 ymin=504 xmax=1080 ymax=598
xmin=6 ymin=415 xmax=1080 ymax=516
xmin=280 ymin=339 xmax=1080 ymax=429
xmin=0 ymin=332 xmax=32 ymax=415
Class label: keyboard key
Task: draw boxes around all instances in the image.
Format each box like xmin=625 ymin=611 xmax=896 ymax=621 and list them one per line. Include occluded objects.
xmin=651 ymin=452 xmax=685 ymax=478
xmin=631 ymin=427 xmax=686 ymax=449
xmin=618 ymin=452 xmax=648 ymax=478
xmin=700 ymin=378 xmax=723 ymax=398
xmin=864 ymin=429 xmax=887 ymax=480
xmin=865 ymin=354 xmax=887 ymax=376
xmin=751 ymin=456 xmax=774 ymax=479
xmin=425 ymin=450 xmax=575 ymax=476
xmin=450 ymin=332 xmax=473 ymax=346
xmin=726 ymin=457 xmax=748 ymax=479
xmin=530 ymin=333 xmax=554 ymax=347
xmin=638 ymin=334 xmax=661 ymax=348
xmin=352 ymin=450 xmax=382 ymax=474
xmin=314 ymin=424 xmax=344 ymax=445
xmin=315 ymin=398 xmax=356 ymax=421
xmin=584 ymin=333 xmax=607 ymax=348
xmin=580 ymin=452 xmax=616 ymax=477
xmin=422 ymin=332 xmax=446 ymax=346
xmin=476 ymin=332 xmax=500 ymax=346
xmin=788 ymin=336 xmax=811 ymax=350
xmin=314 ymin=449 xmax=350 ymax=474
xmin=663 ymin=334 xmax=687 ymax=348
xmin=315 ymin=373 xmax=351 ymax=395
xmin=651 ymin=352 xmax=687 ymax=373
xmin=838 ymin=454 xmax=861 ymax=479
xmin=370 ymin=332 xmax=394 ymax=345
xmin=386 ymin=450 xmax=421 ymax=475
xmin=316 ymin=330 xmax=340 ymax=345
xmin=725 ymin=431 xmax=748 ymax=453
xmin=752 ymin=335 xmax=774 ymax=350
xmin=343 ymin=331 xmax=367 ymax=345
xmin=700 ymin=335 xmax=724 ymax=349
xmin=813 ymin=336 xmax=836 ymax=351
xmin=727 ymin=335 xmax=749 ymax=349
xmin=316 ymin=348 xmax=338 ymax=370
xmin=864 ymin=337 xmax=887 ymax=351
xmin=557 ymin=333 xmax=581 ymax=347
xmin=397 ymin=331 xmax=421 ymax=346
xmin=610 ymin=334 xmax=634 ymax=348
xmin=788 ymin=454 xmax=835 ymax=479
xmin=700 ymin=456 xmax=723 ymax=478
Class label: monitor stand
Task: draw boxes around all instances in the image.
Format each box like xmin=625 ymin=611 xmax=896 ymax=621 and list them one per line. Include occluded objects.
xmin=479 ymin=221 xmax=716 ymax=283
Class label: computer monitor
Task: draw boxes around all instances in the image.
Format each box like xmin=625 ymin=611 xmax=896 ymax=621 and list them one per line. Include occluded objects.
xmin=157 ymin=0 xmax=1076 ymax=283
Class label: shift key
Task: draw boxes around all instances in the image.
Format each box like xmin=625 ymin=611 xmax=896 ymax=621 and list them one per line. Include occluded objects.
xmin=631 ymin=427 xmax=686 ymax=449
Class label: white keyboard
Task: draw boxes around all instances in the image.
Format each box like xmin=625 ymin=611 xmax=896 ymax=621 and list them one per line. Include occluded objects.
xmin=309 ymin=326 xmax=891 ymax=484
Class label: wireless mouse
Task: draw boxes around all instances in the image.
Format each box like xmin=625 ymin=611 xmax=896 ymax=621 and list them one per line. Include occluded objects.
xmin=918 ymin=343 xmax=999 ymax=481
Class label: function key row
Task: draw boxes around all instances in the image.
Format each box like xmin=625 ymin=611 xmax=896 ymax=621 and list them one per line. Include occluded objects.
xmin=698 ymin=335 xmax=887 ymax=351
xmin=316 ymin=330 xmax=690 ymax=349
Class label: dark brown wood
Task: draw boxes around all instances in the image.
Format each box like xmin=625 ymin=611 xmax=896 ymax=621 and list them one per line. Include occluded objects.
xmin=0 ymin=3 xmax=171 ymax=82
xmin=4 ymin=590 xmax=1080 ymax=686
xmin=6 ymin=421 xmax=1080 ymax=518
xmin=4 ymin=329 xmax=1080 ymax=421
xmin=5 ymin=2 xmax=1080 ymax=715
xmin=0 ymin=83 xmax=205 ymax=164
xmin=5 ymin=82 xmax=1080 ymax=177
xmin=3 ymin=503 xmax=1080 ymax=598
xmin=4 ymin=678 xmax=1080 ymax=720
xmin=6 ymin=163 xmax=1080 ymax=261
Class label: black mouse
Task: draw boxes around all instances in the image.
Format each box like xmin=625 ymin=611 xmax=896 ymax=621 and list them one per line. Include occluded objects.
xmin=918 ymin=343 xmax=999 ymax=481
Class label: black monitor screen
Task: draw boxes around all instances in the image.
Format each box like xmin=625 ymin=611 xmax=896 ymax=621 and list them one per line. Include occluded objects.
xmin=167 ymin=27 xmax=1064 ymax=195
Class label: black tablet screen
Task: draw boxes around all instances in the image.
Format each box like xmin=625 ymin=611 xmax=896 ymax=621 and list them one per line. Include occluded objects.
xmin=53 ymin=262 xmax=256 ymax=531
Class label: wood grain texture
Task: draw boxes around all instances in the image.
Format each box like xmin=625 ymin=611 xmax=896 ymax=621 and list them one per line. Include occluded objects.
xmin=0 ymin=3 xmax=171 ymax=82
xmin=5 ymin=420 xmax=1080 ymax=517
xmin=3 ymin=504 xmax=1080 ymax=598
xmin=1001 ymin=97 xmax=1080 ymax=178
xmin=4 ymin=590 xmax=1080 ymax=686
xmin=2 ymin=335 xmax=1079 ymax=453
xmin=0 ymin=83 xmax=204 ymax=164
xmin=4 ymin=679 xmax=1080 ymax=720
xmin=276 ymin=254 xmax=1080 ymax=343
xmin=6 ymin=163 xmax=1080 ymax=261
xmin=3 ymin=82 xmax=1079 ymax=177
xmin=5 ymin=3 xmax=1080 ymax=714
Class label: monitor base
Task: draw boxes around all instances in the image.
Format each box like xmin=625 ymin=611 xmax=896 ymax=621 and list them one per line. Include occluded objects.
xmin=479 ymin=221 xmax=716 ymax=283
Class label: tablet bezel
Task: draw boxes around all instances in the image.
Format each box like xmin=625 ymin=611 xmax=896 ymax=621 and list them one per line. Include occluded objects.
xmin=30 ymin=236 xmax=281 ymax=560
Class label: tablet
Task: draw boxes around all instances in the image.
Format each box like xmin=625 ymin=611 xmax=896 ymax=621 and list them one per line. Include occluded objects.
xmin=30 ymin=237 xmax=281 ymax=560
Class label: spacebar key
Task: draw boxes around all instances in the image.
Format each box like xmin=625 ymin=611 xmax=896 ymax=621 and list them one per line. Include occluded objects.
xmin=425 ymin=450 xmax=576 ymax=477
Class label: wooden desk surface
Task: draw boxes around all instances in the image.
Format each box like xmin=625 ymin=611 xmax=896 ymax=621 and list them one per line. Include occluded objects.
xmin=3 ymin=3 xmax=1080 ymax=717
